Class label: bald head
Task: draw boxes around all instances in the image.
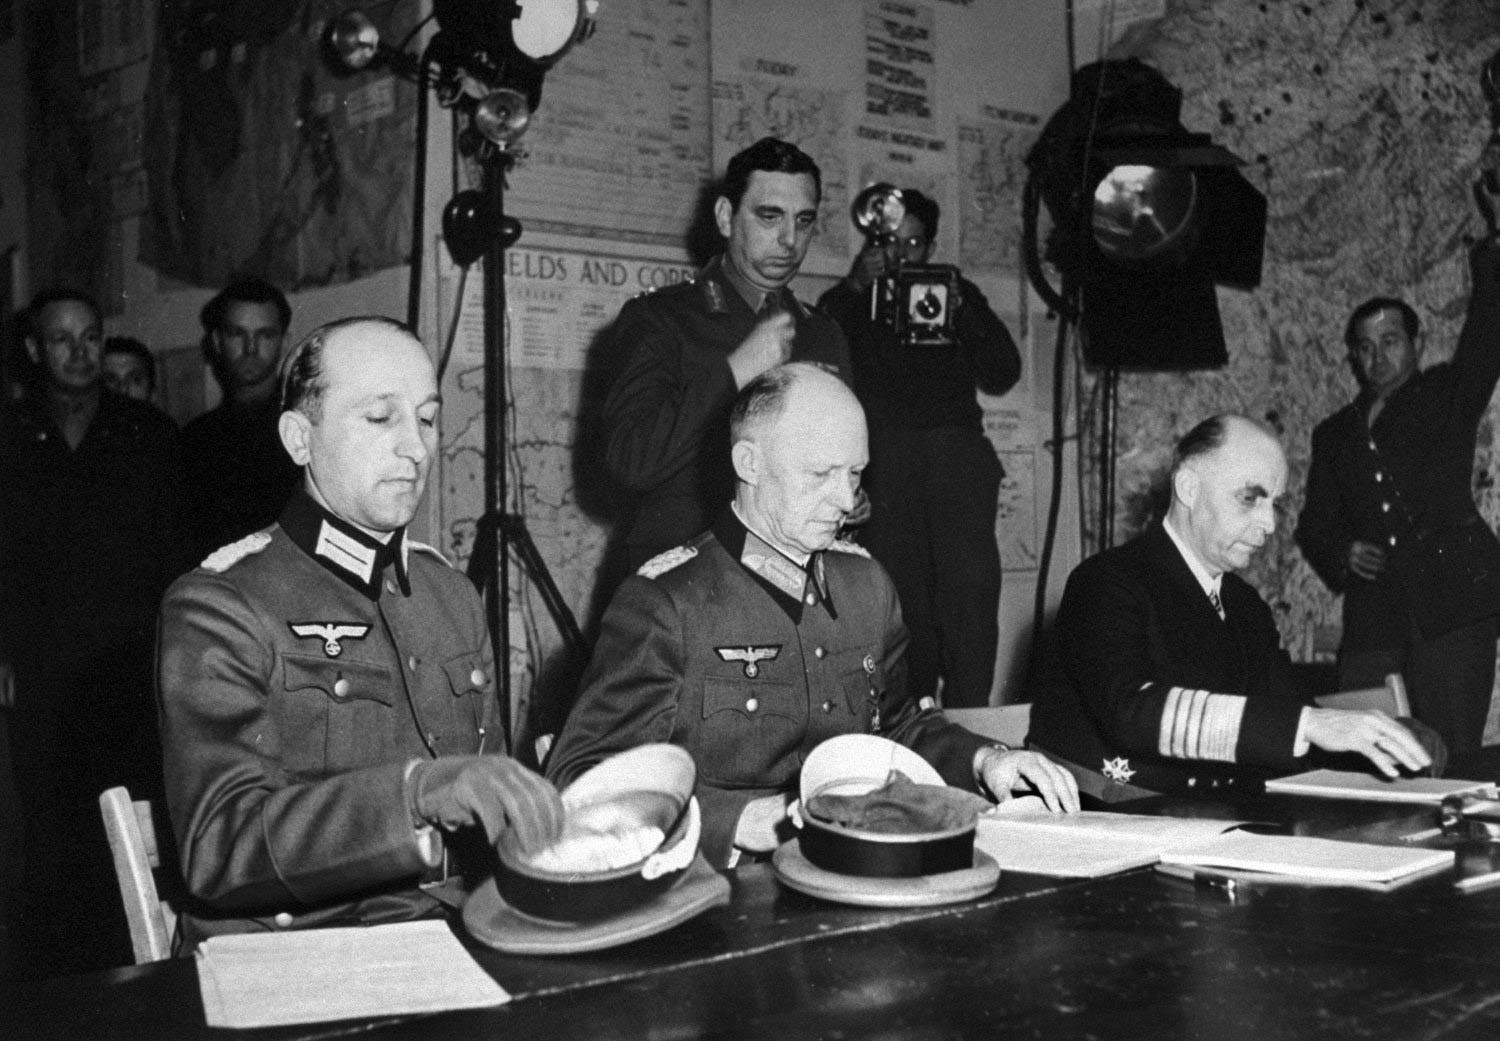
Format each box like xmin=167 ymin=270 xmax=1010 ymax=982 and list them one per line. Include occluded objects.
xmin=1167 ymin=414 xmax=1287 ymax=576
xmin=731 ymin=363 xmax=867 ymax=559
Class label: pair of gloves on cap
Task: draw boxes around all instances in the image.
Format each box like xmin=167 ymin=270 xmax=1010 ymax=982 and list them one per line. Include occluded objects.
xmin=408 ymin=755 xmax=564 ymax=854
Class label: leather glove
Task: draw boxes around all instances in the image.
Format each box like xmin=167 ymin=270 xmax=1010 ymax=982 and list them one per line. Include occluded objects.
xmin=408 ymin=755 xmax=564 ymax=854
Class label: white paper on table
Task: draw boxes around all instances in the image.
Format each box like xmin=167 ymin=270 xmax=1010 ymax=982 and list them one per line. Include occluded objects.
xmin=1264 ymin=769 xmax=1496 ymax=804
xmin=196 ymin=919 xmax=508 ymax=1029
xmin=976 ymin=798 xmax=1245 ymax=878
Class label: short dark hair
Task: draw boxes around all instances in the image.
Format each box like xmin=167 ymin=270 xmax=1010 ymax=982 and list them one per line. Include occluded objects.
xmin=24 ymin=289 xmax=101 ymax=341
xmin=1344 ymin=297 xmax=1419 ymax=350
xmin=280 ymin=316 xmax=413 ymax=422
xmin=1169 ymin=415 xmax=1232 ymax=480
xmin=901 ymin=188 xmax=940 ymax=240
xmin=720 ymin=137 xmax=821 ymax=212
xmin=202 ymin=277 xmax=292 ymax=336
xmin=104 ymin=336 xmax=156 ymax=389
xmin=1169 ymin=413 xmax=1279 ymax=482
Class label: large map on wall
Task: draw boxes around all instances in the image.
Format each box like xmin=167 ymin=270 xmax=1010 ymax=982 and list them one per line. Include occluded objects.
xmin=138 ymin=0 xmax=421 ymax=289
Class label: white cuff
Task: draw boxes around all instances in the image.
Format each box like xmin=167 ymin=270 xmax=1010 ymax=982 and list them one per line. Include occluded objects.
xmin=1293 ymin=707 xmax=1312 ymax=757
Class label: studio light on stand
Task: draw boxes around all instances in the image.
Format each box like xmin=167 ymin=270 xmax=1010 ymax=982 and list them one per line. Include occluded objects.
xmin=1024 ymin=57 xmax=1267 ymax=549
xmin=326 ymin=1 xmax=599 ymax=757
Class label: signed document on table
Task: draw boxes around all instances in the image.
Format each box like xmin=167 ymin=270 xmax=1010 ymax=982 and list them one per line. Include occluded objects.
xmin=196 ymin=920 xmax=508 ymax=1029
xmin=974 ymin=798 xmax=1245 ymax=878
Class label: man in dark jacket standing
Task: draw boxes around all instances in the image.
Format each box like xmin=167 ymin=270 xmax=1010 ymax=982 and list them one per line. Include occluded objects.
xmin=818 ymin=189 xmax=1021 ymax=708
xmin=1297 ymin=237 xmax=1500 ymax=764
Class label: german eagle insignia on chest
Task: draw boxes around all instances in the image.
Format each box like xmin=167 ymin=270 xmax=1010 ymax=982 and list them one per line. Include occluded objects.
xmin=715 ymin=644 xmax=782 ymax=678
xmin=289 ymin=622 xmax=371 ymax=658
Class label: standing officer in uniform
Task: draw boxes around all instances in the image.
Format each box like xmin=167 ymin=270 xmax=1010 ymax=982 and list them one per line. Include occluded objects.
xmin=550 ymin=363 xmax=1076 ymax=866
xmin=819 ymin=188 xmax=1021 ymax=708
xmin=1297 ymin=237 xmax=1500 ymax=765
xmin=600 ymin=137 xmax=851 ymax=569
xmin=1031 ymin=415 xmax=1436 ymax=802
xmin=158 ymin=317 xmax=562 ymax=948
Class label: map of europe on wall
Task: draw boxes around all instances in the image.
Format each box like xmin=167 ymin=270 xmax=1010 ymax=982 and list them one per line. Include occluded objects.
xmin=139 ymin=0 xmax=421 ymax=289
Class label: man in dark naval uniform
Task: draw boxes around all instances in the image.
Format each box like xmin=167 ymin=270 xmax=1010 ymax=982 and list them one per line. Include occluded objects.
xmin=1030 ymin=415 xmax=1436 ymax=803
xmin=183 ymin=277 xmax=303 ymax=556
xmin=1297 ymin=238 xmax=1500 ymax=764
xmin=819 ymin=188 xmax=1022 ymax=708
xmin=600 ymin=137 xmax=851 ymax=568
xmin=158 ymin=317 xmax=562 ymax=948
xmin=550 ymin=363 xmax=1076 ymax=867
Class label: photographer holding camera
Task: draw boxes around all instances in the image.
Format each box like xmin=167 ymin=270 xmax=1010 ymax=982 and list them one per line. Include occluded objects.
xmin=818 ymin=188 xmax=1021 ymax=709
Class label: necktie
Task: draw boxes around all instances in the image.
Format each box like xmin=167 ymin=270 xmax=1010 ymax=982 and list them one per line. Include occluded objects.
xmin=1208 ymin=589 xmax=1225 ymax=620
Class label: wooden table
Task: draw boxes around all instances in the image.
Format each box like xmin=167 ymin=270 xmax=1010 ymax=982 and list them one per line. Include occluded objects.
xmin=8 ymin=793 xmax=1500 ymax=1041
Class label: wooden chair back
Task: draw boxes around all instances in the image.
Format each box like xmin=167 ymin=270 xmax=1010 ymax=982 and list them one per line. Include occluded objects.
xmin=99 ymin=786 xmax=177 ymax=963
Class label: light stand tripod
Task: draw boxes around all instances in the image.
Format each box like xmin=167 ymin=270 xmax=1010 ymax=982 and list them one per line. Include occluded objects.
xmin=322 ymin=3 xmax=600 ymax=755
xmin=463 ymin=149 xmax=588 ymax=755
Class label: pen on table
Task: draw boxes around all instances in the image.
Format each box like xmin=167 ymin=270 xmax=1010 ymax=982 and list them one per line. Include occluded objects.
xmin=1454 ymin=868 xmax=1500 ymax=895
xmin=1154 ymin=862 xmax=1239 ymax=897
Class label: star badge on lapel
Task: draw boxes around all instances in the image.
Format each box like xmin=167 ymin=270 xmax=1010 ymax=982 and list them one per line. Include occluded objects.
xmin=1101 ymin=756 xmax=1136 ymax=784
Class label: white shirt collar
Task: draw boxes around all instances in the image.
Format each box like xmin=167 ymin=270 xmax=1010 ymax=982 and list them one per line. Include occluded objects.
xmin=1163 ymin=517 xmax=1221 ymax=601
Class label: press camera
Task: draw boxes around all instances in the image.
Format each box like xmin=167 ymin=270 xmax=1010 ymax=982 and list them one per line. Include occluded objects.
xmin=851 ymin=183 xmax=960 ymax=347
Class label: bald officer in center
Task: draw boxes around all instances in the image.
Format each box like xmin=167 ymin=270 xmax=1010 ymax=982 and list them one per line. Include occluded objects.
xmin=547 ymin=361 xmax=1077 ymax=866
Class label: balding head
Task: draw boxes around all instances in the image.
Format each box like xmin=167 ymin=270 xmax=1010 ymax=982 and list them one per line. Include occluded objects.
xmin=730 ymin=363 xmax=867 ymax=560
xmin=1166 ymin=414 xmax=1287 ymax=576
xmin=278 ymin=317 xmax=439 ymax=532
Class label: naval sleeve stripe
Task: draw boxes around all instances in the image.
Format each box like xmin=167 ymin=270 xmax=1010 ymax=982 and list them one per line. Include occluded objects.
xmin=1159 ymin=687 xmax=1245 ymax=762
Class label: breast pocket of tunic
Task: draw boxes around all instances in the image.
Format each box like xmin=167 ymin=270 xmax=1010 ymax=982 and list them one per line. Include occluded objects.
xmin=439 ymin=651 xmax=492 ymax=751
xmin=697 ymin=678 xmax=805 ymax=788
xmin=279 ymin=654 xmax=396 ymax=777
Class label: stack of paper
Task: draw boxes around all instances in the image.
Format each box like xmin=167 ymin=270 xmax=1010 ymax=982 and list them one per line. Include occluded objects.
xmin=196 ymin=920 xmax=509 ymax=1029
xmin=1157 ymin=830 xmax=1454 ymax=889
xmin=1264 ymin=769 xmax=1495 ymax=804
xmin=975 ymin=804 xmax=1244 ymax=878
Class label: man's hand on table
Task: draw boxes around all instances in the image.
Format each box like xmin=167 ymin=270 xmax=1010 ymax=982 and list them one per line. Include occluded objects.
xmin=1302 ymin=708 xmax=1433 ymax=778
xmin=974 ymin=747 xmax=1080 ymax=813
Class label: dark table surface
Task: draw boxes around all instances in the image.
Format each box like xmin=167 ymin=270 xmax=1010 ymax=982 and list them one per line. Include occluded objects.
xmin=9 ymin=791 xmax=1500 ymax=1041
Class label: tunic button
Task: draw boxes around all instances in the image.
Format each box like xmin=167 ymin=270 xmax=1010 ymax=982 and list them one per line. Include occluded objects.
xmin=821 ymin=700 xmax=834 ymax=714
xmin=274 ymin=912 xmax=294 ymax=928
xmin=1381 ymin=501 xmax=1391 ymax=513
xmin=745 ymin=698 xmax=759 ymax=713
xmin=408 ymin=656 xmax=418 ymax=671
xmin=1388 ymin=535 xmax=1397 ymax=547
xmin=814 ymin=647 xmax=826 ymax=659
xmin=1187 ymin=777 xmax=1197 ymax=788
xmin=1375 ymin=471 xmax=1384 ymax=482
xmin=804 ymin=593 xmax=816 ymax=605
xmin=470 ymin=668 xmax=486 ymax=687
xmin=333 ymin=678 xmax=350 ymax=697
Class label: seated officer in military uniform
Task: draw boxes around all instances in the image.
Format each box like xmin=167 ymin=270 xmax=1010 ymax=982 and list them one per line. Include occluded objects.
xmin=547 ymin=362 xmax=1077 ymax=866
xmin=157 ymin=316 xmax=563 ymax=948
xmin=1028 ymin=414 xmax=1436 ymax=803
